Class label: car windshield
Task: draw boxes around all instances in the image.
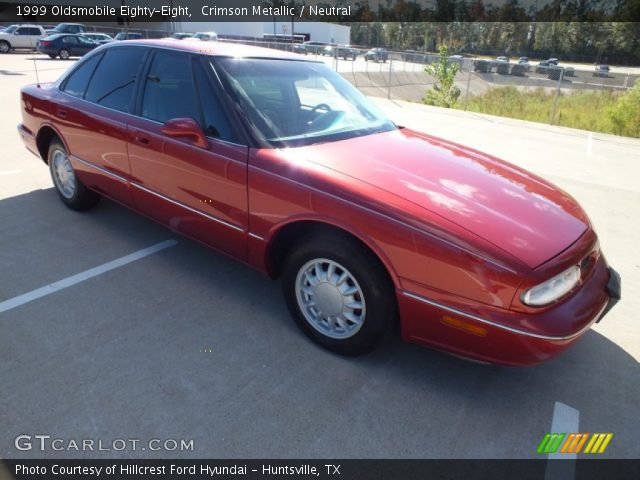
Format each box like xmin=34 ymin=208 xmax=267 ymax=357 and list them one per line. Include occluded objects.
xmin=4 ymin=25 xmax=17 ymax=33
xmin=215 ymin=58 xmax=396 ymax=147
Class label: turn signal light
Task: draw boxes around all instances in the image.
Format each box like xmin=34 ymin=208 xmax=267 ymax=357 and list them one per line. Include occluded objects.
xmin=441 ymin=315 xmax=487 ymax=337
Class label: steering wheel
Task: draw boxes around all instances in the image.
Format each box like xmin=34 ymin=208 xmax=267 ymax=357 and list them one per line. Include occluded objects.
xmin=310 ymin=103 xmax=332 ymax=115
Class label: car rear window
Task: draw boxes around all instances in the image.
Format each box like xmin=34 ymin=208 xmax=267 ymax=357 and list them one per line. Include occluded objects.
xmin=62 ymin=53 xmax=103 ymax=98
xmin=84 ymin=48 xmax=147 ymax=113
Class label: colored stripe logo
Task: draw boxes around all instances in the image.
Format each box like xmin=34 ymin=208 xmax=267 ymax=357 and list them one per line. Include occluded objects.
xmin=537 ymin=433 xmax=612 ymax=454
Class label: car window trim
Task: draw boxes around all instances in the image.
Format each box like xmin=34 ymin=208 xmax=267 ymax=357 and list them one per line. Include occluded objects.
xmin=193 ymin=55 xmax=246 ymax=145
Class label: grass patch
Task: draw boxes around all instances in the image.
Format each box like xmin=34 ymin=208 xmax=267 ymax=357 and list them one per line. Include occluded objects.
xmin=462 ymin=86 xmax=637 ymax=137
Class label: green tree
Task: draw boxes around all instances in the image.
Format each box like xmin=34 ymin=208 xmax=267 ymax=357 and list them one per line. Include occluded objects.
xmin=423 ymin=45 xmax=461 ymax=108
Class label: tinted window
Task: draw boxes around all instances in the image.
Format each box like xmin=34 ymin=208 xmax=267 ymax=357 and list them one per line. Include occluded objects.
xmin=62 ymin=36 xmax=78 ymax=45
xmin=62 ymin=53 xmax=102 ymax=98
xmin=141 ymin=51 xmax=199 ymax=124
xmin=194 ymin=61 xmax=236 ymax=142
xmin=15 ymin=28 xmax=28 ymax=35
xmin=85 ymin=48 xmax=146 ymax=113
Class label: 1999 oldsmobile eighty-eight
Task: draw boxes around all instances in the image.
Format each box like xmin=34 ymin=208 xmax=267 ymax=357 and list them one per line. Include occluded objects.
xmin=18 ymin=40 xmax=621 ymax=365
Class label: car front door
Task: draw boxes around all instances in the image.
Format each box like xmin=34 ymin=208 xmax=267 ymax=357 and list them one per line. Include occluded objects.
xmin=127 ymin=50 xmax=249 ymax=259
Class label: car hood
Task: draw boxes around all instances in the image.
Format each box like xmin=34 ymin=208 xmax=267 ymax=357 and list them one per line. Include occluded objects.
xmin=299 ymin=128 xmax=588 ymax=268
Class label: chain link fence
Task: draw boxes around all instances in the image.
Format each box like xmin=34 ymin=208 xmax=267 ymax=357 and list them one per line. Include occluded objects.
xmin=3 ymin=24 xmax=636 ymax=134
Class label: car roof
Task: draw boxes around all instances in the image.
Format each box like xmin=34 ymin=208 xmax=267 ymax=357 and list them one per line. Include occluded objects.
xmin=107 ymin=39 xmax=306 ymax=60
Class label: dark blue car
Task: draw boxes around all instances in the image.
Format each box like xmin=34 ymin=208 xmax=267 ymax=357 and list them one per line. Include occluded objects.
xmin=36 ymin=34 xmax=96 ymax=59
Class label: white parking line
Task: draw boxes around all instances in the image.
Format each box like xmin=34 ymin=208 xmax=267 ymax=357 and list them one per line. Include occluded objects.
xmin=0 ymin=239 xmax=178 ymax=314
xmin=0 ymin=169 xmax=22 ymax=176
xmin=545 ymin=401 xmax=580 ymax=480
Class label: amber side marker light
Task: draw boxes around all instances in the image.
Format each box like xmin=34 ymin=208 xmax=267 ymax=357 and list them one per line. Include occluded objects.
xmin=441 ymin=315 xmax=487 ymax=337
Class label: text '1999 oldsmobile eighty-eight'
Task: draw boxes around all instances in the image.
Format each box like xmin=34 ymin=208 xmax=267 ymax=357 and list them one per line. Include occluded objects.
xmin=18 ymin=40 xmax=621 ymax=365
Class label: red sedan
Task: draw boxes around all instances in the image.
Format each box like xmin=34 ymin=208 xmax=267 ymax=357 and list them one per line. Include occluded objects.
xmin=18 ymin=40 xmax=620 ymax=365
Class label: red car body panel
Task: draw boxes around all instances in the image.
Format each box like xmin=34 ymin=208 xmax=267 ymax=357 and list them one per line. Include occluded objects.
xmin=18 ymin=41 xmax=619 ymax=366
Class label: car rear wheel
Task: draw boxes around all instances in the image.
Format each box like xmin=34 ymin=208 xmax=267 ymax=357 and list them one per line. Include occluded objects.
xmin=59 ymin=49 xmax=70 ymax=60
xmin=0 ymin=41 xmax=10 ymax=53
xmin=48 ymin=139 xmax=100 ymax=210
xmin=282 ymin=232 xmax=396 ymax=356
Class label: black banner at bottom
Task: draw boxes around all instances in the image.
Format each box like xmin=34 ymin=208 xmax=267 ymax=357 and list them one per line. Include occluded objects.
xmin=2 ymin=460 xmax=639 ymax=480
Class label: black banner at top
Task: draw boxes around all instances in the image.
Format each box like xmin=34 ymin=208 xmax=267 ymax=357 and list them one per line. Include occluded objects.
xmin=0 ymin=1 xmax=639 ymax=23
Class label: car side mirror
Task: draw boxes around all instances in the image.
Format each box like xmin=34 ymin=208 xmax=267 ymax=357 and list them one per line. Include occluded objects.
xmin=161 ymin=118 xmax=209 ymax=149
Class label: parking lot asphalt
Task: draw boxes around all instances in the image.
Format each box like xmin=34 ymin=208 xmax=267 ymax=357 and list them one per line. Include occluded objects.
xmin=1 ymin=53 xmax=639 ymax=460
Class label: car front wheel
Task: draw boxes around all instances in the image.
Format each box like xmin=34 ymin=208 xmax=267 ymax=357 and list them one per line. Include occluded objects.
xmin=48 ymin=139 xmax=100 ymax=210
xmin=0 ymin=41 xmax=10 ymax=53
xmin=282 ymin=232 xmax=396 ymax=356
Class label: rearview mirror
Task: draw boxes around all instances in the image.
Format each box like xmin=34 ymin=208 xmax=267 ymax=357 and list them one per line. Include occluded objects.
xmin=161 ymin=118 xmax=208 ymax=149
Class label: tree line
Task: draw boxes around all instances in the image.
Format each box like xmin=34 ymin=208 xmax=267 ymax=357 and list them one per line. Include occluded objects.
xmin=284 ymin=0 xmax=639 ymax=64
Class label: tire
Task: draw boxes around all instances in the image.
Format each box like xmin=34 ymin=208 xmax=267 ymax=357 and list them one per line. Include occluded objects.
xmin=59 ymin=49 xmax=70 ymax=60
xmin=282 ymin=232 xmax=396 ymax=356
xmin=48 ymin=139 xmax=100 ymax=211
xmin=0 ymin=41 xmax=10 ymax=54
xmin=48 ymin=54 xmax=57 ymax=59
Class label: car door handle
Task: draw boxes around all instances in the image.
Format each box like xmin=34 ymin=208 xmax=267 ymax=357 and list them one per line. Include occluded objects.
xmin=56 ymin=109 xmax=67 ymax=119
xmin=134 ymin=135 xmax=150 ymax=146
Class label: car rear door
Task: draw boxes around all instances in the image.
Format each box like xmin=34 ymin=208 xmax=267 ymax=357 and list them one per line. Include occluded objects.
xmin=126 ymin=50 xmax=249 ymax=259
xmin=56 ymin=47 xmax=149 ymax=204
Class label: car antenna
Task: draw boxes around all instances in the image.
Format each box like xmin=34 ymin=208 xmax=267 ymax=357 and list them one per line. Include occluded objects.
xmin=27 ymin=34 xmax=41 ymax=87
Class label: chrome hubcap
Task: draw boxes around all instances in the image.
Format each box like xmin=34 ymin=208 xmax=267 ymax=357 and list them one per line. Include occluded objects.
xmin=52 ymin=149 xmax=76 ymax=199
xmin=60 ymin=50 xmax=69 ymax=59
xmin=295 ymin=258 xmax=366 ymax=339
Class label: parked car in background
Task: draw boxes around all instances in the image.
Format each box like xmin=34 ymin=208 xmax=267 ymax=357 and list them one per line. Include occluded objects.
xmin=170 ymin=32 xmax=193 ymax=40
xmin=473 ymin=59 xmax=492 ymax=73
xmin=52 ymin=23 xmax=86 ymax=34
xmin=114 ymin=32 xmax=143 ymax=41
xmin=518 ymin=56 xmax=529 ymax=64
xmin=17 ymin=40 xmax=620 ymax=365
xmin=510 ymin=63 xmax=528 ymax=76
xmin=191 ymin=32 xmax=218 ymax=42
xmin=80 ymin=33 xmax=113 ymax=45
xmin=535 ymin=60 xmax=554 ymax=74
xmin=593 ymin=65 xmax=610 ymax=77
xmin=548 ymin=57 xmax=559 ymax=64
xmin=297 ymin=41 xmax=328 ymax=55
xmin=496 ymin=56 xmax=509 ymax=63
xmin=364 ymin=48 xmax=388 ymax=62
xmin=322 ymin=45 xmax=335 ymax=57
xmin=0 ymin=24 xmax=46 ymax=53
xmin=36 ymin=33 xmax=97 ymax=59
xmin=1 ymin=24 xmax=18 ymax=33
xmin=333 ymin=45 xmax=359 ymax=60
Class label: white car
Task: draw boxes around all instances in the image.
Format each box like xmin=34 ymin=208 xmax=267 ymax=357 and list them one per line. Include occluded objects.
xmin=189 ymin=32 xmax=219 ymax=42
xmin=0 ymin=24 xmax=46 ymax=53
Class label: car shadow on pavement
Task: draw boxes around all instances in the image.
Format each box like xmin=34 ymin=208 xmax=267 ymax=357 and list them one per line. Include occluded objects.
xmin=1 ymin=188 xmax=637 ymax=459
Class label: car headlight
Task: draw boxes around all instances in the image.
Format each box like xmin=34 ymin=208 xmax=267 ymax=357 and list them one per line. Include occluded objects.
xmin=521 ymin=265 xmax=581 ymax=306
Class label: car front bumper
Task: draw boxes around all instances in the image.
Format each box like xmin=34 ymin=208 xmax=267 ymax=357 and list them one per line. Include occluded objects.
xmin=397 ymin=257 xmax=621 ymax=366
